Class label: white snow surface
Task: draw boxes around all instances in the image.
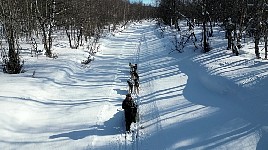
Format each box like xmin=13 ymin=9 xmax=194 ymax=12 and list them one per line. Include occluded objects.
xmin=0 ymin=20 xmax=268 ymax=150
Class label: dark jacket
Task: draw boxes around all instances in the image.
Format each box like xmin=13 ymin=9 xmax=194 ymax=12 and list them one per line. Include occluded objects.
xmin=122 ymin=97 xmax=136 ymax=111
xmin=122 ymin=96 xmax=137 ymax=124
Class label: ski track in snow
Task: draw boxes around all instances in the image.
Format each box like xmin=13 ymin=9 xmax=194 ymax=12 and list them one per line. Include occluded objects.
xmin=1 ymin=20 xmax=268 ymax=150
xmin=89 ymin=23 xmax=145 ymax=150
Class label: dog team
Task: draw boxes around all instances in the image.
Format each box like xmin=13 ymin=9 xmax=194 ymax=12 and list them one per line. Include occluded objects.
xmin=127 ymin=62 xmax=139 ymax=94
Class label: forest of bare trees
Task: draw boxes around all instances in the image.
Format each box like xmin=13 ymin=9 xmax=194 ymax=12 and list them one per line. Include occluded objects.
xmin=0 ymin=0 xmax=156 ymax=74
xmin=157 ymin=0 xmax=268 ymax=55
xmin=3 ymin=0 xmax=268 ymax=74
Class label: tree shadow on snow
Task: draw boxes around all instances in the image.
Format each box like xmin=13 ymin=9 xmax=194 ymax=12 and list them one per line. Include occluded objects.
xmin=113 ymin=88 xmax=128 ymax=96
xmin=49 ymin=110 xmax=125 ymax=140
xmin=176 ymin=51 xmax=268 ymax=149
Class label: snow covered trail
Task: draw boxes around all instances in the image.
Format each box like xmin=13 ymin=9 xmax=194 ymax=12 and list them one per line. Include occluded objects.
xmin=136 ymin=22 xmax=206 ymax=149
xmin=0 ymin=21 xmax=145 ymax=150
xmin=0 ymin=21 xmax=165 ymax=150
xmin=1 ymin=20 xmax=268 ymax=150
xmin=125 ymin=21 xmax=268 ymax=150
xmin=88 ymin=22 xmax=145 ymax=150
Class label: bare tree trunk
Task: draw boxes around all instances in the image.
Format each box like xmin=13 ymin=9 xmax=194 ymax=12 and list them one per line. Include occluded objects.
xmin=65 ymin=28 xmax=73 ymax=48
xmin=35 ymin=0 xmax=54 ymax=58
xmin=227 ymin=30 xmax=232 ymax=50
xmin=255 ymin=36 xmax=260 ymax=59
xmin=0 ymin=0 xmax=23 ymax=74
xmin=65 ymin=26 xmax=83 ymax=49
xmin=203 ymin=20 xmax=209 ymax=52
xmin=265 ymin=34 xmax=267 ymax=59
xmin=202 ymin=0 xmax=209 ymax=53
xmin=47 ymin=24 xmax=53 ymax=57
xmin=77 ymin=27 xmax=83 ymax=47
xmin=40 ymin=23 xmax=52 ymax=57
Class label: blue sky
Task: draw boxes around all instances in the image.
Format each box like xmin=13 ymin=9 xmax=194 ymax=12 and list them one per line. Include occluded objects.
xmin=130 ymin=0 xmax=155 ymax=5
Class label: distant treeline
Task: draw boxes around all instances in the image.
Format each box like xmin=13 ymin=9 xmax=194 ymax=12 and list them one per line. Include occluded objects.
xmin=157 ymin=0 xmax=268 ymax=57
xmin=0 ymin=0 xmax=156 ymax=74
